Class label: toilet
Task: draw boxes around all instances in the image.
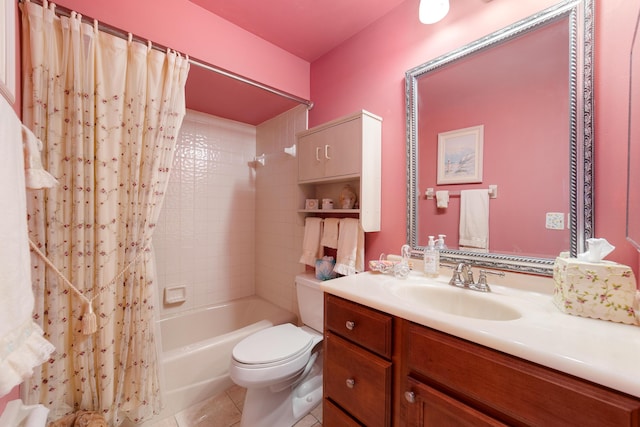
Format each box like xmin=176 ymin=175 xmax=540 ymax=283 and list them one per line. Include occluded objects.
xmin=229 ymin=273 xmax=324 ymax=427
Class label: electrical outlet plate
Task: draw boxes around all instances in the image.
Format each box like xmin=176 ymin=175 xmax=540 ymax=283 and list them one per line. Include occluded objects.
xmin=546 ymin=212 xmax=565 ymax=230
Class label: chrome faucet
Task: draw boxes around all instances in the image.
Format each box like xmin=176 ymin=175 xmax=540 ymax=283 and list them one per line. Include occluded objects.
xmin=449 ymin=262 xmax=474 ymax=288
xmin=448 ymin=263 xmax=504 ymax=292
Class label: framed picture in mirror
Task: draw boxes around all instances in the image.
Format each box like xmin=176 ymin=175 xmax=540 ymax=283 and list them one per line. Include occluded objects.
xmin=437 ymin=125 xmax=484 ymax=184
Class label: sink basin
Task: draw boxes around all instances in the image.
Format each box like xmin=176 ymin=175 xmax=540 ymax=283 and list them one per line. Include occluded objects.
xmin=392 ymin=285 xmax=522 ymax=321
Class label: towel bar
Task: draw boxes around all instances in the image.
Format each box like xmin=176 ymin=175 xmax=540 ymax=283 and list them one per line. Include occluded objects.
xmin=425 ymin=185 xmax=498 ymax=199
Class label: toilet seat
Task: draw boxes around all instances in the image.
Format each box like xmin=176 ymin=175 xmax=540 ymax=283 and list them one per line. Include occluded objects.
xmin=232 ymin=323 xmax=314 ymax=367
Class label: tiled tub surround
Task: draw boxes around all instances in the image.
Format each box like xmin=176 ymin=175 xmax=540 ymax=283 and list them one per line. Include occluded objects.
xmin=154 ymin=110 xmax=257 ymax=317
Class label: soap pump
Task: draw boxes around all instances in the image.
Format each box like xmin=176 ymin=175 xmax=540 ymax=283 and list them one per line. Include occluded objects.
xmin=423 ymin=236 xmax=439 ymax=278
xmin=436 ymin=234 xmax=447 ymax=250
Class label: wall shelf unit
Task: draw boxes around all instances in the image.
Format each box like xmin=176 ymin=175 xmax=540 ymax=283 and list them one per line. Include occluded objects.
xmin=297 ymin=110 xmax=382 ymax=232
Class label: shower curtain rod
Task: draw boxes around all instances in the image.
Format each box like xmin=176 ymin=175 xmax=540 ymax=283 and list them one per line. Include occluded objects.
xmin=22 ymin=0 xmax=315 ymax=110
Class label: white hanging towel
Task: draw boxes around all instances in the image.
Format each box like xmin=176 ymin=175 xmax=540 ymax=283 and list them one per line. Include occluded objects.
xmin=299 ymin=217 xmax=324 ymax=267
xmin=320 ymin=217 xmax=339 ymax=249
xmin=0 ymin=97 xmax=55 ymax=397
xmin=459 ymin=189 xmax=489 ymax=252
xmin=333 ymin=218 xmax=365 ymax=276
xmin=436 ymin=190 xmax=449 ymax=208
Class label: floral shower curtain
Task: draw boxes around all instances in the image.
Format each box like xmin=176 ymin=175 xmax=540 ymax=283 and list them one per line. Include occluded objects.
xmin=20 ymin=0 xmax=189 ymax=424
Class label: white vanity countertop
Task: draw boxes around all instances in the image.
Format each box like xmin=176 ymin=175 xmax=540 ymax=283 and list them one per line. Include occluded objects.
xmin=319 ymin=270 xmax=640 ymax=398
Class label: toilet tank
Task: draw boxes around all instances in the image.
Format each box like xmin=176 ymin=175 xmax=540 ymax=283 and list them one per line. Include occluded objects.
xmin=295 ymin=273 xmax=324 ymax=332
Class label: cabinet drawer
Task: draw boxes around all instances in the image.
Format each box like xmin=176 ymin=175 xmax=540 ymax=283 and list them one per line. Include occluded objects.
xmin=325 ymin=332 xmax=392 ymax=427
xmin=406 ymin=323 xmax=640 ymax=427
xmin=323 ymin=398 xmax=364 ymax=426
xmin=325 ymin=294 xmax=393 ymax=358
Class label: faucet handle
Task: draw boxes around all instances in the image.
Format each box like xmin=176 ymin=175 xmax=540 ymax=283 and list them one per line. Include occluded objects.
xmin=480 ymin=269 xmax=505 ymax=279
xmin=469 ymin=269 xmax=505 ymax=292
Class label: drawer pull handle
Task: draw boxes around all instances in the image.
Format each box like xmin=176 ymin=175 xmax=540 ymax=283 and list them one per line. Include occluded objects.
xmin=315 ymin=146 xmax=321 ymax=161
xmin=325 ymin=144 xmax=332 ymax=160
xmin=404 ymin=391 xmax=416 ymax=403
xmin=345 ymin=320 xmax=355 ymax=330
xmin=346 ymin=378 xmax=355 ymax=389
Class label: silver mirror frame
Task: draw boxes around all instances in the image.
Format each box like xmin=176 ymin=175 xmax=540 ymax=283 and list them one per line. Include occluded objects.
xmin=406 ymin=0 xmax=594 ymax=276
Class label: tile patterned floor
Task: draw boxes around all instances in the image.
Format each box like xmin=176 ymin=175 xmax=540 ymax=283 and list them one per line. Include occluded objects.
xmin=148 ymin=385 xmax=322 ymax=427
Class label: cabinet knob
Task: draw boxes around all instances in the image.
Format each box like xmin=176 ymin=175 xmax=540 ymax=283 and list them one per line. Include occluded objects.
xmin=346 ymin=378 xmax=355 ymax=389
xmin=345 ymin=320 xmax=356 ymax=330
xmin=404 ymin=391 xmax=416 ymax=403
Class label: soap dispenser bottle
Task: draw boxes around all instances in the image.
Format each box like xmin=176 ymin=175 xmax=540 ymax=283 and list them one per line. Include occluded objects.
xmin=424 ymin=236 xmax=439 ymax=278
xmin=436 ymin=234 xmax=447 ymax=250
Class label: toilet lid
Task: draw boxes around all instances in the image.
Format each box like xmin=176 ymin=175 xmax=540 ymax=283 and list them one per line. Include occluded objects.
xmin=233 ymin=323 xmax=313 ymax=365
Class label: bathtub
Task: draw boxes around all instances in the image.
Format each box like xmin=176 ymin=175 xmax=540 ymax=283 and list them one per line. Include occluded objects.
xmin=158 ymin=296 xmax=296 ymax=419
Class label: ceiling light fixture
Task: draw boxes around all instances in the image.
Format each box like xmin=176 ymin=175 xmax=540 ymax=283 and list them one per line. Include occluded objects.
xmin=419 ymin=0 xmax=450 ymax=24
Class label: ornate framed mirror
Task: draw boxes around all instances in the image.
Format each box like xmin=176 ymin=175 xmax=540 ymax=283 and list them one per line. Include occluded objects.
xmin=406 ymin=0 xmax=594 ymax=275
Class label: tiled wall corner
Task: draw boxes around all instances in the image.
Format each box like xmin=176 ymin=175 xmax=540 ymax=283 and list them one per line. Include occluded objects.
xmin=255 ymin=105 xmax=309 ymax=316
xmin=155 ymin=110 xmax=257 ymax=318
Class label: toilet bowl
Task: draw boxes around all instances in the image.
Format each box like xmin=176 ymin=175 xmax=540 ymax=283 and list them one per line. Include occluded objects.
xmin=229 ymin=274 xmax=324 ymax=427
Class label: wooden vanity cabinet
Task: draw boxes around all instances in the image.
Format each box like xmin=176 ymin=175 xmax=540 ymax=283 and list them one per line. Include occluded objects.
xmin=323 ymin=294 xmax=394 ymax=426
xmin=323 ymin=295 xmax=640 ymax=426
xmin=401 ymin=321 xmax=640 ymax=427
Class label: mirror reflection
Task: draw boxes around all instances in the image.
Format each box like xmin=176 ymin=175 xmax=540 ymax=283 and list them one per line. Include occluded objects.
xmin=628 ymin=6 xmax=640 ymax=251
xmin=418 ymin=17 xmax=570 ymax=257
xmin=406 ymin=1 xmax=594 ymax=275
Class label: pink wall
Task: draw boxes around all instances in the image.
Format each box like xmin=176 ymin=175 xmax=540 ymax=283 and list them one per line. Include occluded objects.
xmin=49 ymin=0 xmax=310 ymax=101
xmin=594 ymin=0 xmax=640 ymax=275
xmin=310 ymin=0 xmax=640 ymax=276
xmin=0 ymin=388 xmax=19 ymax=415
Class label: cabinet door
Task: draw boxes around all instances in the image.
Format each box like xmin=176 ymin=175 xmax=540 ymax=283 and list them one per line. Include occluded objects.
xmin=298 ymin=131 xmax=326 ymax=182
xmin=321 ymin=117 xmax=362 ymax=179
xmin=406 ymin=323 xmax=640 ymax=427
xmin=298 ymin=117 xmax=363 ymax=182
xmin=404 ymin=377 xmax=507 ymax=427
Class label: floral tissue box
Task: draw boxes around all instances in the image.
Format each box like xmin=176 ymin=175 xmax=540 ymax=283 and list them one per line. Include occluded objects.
xmin=553 ymin=257 xmax=640 ymax=325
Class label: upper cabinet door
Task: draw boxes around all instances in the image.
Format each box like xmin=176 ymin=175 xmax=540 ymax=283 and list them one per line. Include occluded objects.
xmin=297 ymin=130 xmax=327 ymax=182
xmin=297 ymin=113 xmax=371 ymax=183
xmin=321 ymin=117 xmax=362 ymax=179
